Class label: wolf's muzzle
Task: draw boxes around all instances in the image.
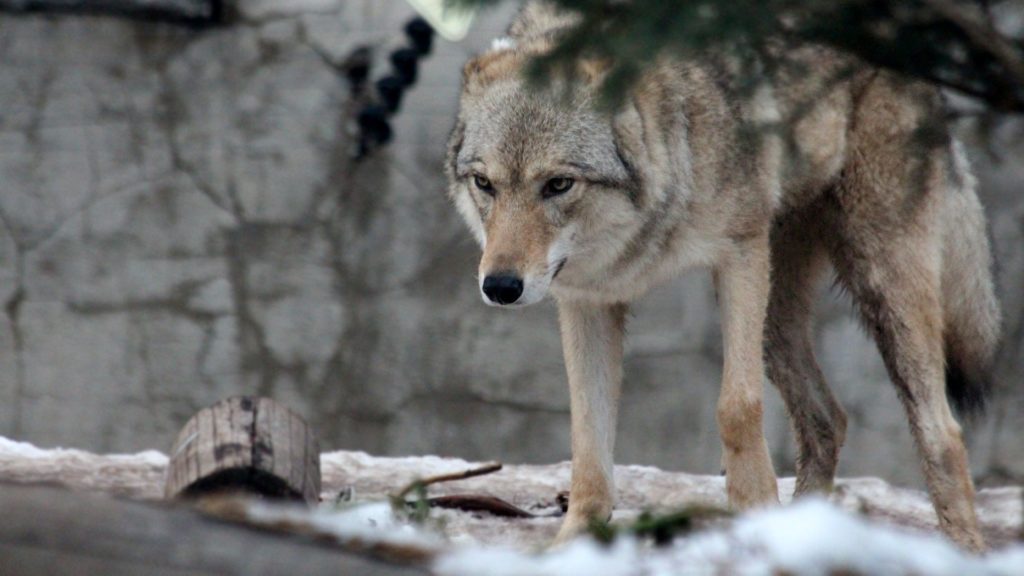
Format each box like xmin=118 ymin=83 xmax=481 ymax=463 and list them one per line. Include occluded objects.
xmin=482 ymin=274 xmax=524 ymax=305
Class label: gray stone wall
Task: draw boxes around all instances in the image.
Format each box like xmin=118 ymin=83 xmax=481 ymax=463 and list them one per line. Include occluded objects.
xmin=0 ymin=0 xmax=1021 ymax=488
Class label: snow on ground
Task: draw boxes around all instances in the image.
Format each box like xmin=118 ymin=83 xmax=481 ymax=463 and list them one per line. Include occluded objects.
xmin=245 ymin=499 xmax=446 ymax=552
xmin=2 ymin=436 xmax=1023 ymax=575
xmin=319 ymin=450 xmax=1023 ymax=550
xmin=235 ymin=496 xmax=1024 ymax=575
xmin=0 ymin=436 xmax=168 ymax=499
xmin=435 ymin=500 xmax=1024 ymax=576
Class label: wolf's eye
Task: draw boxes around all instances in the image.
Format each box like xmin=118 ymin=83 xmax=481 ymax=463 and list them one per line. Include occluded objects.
xmin=473 ymin=174 xmax=494 ymax=194
xmin=543 ymin=177 xmax=574 ymax=198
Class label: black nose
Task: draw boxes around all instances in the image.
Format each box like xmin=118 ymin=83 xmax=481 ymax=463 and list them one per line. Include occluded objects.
xmin=482 ymin=274 xmax=524 ymax=305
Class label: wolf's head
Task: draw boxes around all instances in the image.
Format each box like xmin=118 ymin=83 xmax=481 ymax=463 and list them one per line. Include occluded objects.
xmin=446 ymin=47 xmax=655 ymax=307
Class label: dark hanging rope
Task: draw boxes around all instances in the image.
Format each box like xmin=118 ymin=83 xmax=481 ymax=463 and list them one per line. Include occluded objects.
xmin=355 ymin=16 xmax=436 ymax=159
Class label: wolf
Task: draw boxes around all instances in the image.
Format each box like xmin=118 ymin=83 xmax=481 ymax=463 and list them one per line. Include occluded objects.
xmin=444 ymin=1 xmax=1001 ymax=551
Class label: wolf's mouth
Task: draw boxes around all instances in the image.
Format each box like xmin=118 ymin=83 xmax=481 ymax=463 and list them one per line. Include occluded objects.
xmin=552 ymin=258 xmax=568 ymax=280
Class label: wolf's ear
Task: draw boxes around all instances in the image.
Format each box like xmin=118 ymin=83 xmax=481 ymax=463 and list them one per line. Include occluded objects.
xmin=462 ymin=56 xmax=485 ymax=85
xmin=445 ymin=118 xmax=466 ymax=185
xmin=461 ymin=55 xmax=493 ymax=93
xmin=612 ymin=85 xmax=687 ymax=208
xmin=610 ymin=99 xmax=652 ymax=207
xmin=462 ymin=50 xmax=520 ymax=93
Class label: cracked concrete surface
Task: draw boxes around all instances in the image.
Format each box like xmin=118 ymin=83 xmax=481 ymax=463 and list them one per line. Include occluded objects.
xmin=0 ymin=1 xmax=1022 ymax=490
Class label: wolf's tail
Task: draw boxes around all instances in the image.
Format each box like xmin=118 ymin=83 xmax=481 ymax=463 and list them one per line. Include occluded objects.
xmin=940 ymin=141 xmax=1002 ymax=417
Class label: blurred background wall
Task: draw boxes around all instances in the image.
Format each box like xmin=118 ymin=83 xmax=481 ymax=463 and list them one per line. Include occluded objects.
xmin=0 ymin=0 xmax=1021 ymax=488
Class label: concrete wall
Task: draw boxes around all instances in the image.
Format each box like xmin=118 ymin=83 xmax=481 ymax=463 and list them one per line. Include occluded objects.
xmin=0 ymin=0 xmax=1021 ymax=488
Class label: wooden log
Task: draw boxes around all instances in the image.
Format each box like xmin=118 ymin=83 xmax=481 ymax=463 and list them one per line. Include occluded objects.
xmin=165 ymin=397 xmax=321 ymax=505
xmin=0 ymin=0 xmax=220 ymax=24
xmin=0 ymin=482 xmax=426 ymax=576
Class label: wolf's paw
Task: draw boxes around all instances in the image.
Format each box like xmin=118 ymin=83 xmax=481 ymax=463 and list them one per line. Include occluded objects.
xmin=551 ymin=514 xmax=592 ymax=548
xmin=551 ymin=502 xmax=613 ymax=548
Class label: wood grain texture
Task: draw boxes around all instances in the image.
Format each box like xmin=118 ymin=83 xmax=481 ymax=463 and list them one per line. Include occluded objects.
xmin=0 ymin=0 xmax=218 ymax=23
xmin=0 ymin=482 xmax=425 ymax=576
xmin=165 ymin=397 xmax=320 ymax=504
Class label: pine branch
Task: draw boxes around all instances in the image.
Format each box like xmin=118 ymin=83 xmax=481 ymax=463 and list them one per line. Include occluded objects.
xmin=450 ymin=0 xmax=1024 ymax=113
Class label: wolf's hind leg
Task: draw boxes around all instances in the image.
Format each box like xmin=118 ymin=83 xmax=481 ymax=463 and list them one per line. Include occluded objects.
xmin=766 ymin=207 xmax=846 ymax=495
xmin=833 ymin=227 xmax=984 ymax=551
xmin=829 ymin=79 xmax=985 ymax=549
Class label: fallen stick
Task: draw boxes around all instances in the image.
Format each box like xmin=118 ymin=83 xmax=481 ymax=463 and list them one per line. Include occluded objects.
xmin=425 ymin=494 xmax=557 ymax=518
xmin=391 ymin=462 xmax=503 ymax=504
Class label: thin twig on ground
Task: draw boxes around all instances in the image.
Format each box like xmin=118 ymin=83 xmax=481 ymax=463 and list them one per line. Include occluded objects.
xmin=392 ymin=462 xmax=504 ymax=503
xmin=390 ymin=462 xmax=504 ymax=522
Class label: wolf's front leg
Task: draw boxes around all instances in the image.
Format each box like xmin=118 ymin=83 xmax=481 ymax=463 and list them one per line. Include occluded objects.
xmin=553 ymin=300 xmax=628 ymax=545
xmin=714 ymin=233 xmax=780 ymax=509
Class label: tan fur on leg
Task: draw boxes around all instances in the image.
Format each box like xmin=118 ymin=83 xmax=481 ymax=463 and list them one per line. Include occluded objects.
xmin=833 ymin=232 xmax=985 ymax=552
xmin=828 ymin=74 xmax=986 ymax=551
xmin=715 ymin=233 xmax=780 ymax=509
xmin=553 ymin=300 xmax=628 ymax=544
